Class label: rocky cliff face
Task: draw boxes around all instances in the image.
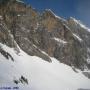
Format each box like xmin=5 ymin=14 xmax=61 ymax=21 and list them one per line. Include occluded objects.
xmin=0 ymin=0 xmax=90 ymax=70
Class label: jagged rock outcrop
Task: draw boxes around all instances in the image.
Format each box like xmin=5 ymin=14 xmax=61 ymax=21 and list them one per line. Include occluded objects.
xmin=0 ymin=0 xmax=90 ymax=70
xmin=0 ymin=46 xmax=14 ymax=61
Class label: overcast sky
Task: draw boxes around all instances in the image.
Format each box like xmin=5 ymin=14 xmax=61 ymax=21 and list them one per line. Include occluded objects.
xmin=23 ymin=0 xmax=90 ymax=28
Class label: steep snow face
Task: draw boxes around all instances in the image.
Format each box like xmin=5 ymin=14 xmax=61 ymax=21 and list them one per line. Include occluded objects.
xmin=0 ymin=43 xmax=90 ymax=90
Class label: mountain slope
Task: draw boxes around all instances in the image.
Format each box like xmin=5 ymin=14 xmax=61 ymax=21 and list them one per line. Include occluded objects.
xmin=0 ymin=43 xmax=90 ymax=90
xmin=0 ymin=0 xmax=90 ymax=89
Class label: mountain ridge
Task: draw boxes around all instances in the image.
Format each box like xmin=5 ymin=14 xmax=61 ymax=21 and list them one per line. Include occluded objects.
xmin=0 ymin=0 xmax=90 ymax=70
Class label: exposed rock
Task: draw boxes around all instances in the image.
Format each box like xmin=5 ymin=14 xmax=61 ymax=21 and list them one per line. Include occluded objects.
xmin=82 ymin=71 xmax=90 ymax=79
xmin=0 ymin=0 xmax=90 ymax=70
xmin=13 ymin=75 xmax=28 ymax=85
xmin=78 ymin=88 xmax=90 ymax=90
xmin=0 ymin=47 xmax=14 ymax=61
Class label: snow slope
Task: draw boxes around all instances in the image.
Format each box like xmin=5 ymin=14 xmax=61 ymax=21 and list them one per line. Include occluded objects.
xmin=0 ymin=43 xmax=90 ymax=90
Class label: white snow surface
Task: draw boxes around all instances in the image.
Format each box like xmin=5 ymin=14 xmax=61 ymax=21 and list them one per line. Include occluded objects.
xmin=17 ymin=14 xmax=21 ymax=17
xmin=16 ymin=0 xmax=24 ymax=3
xmin=54 ymin=37 xmax=67 ymax=44
xmin=0 ymin=43 xmax=90 ymax=90
xmin=73 ymin=33 xmax=83 ymax=42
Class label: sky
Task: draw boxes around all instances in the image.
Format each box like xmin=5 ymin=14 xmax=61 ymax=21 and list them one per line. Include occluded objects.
xmin=23 ymin=0 xmax=90 ymax=28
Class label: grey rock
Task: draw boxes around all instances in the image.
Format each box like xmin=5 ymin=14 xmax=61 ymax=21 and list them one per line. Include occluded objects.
xmin=0 ymin=0 xmax=90 ymax=70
